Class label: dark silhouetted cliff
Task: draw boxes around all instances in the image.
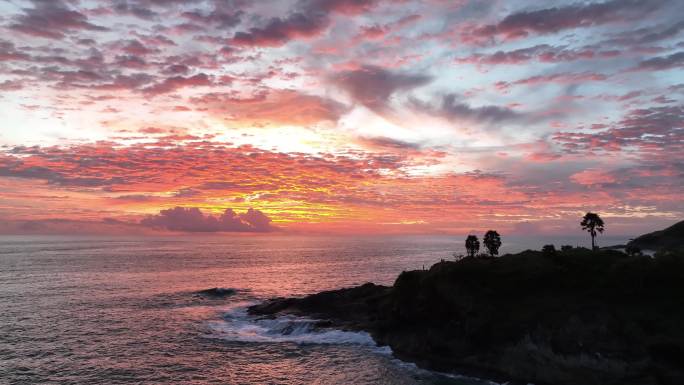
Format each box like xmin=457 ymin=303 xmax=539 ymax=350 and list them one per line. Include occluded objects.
xmin=627 ymin=220 xmax=684 ymax=252
xmin=250 ymin=247 xmax=684 ymax=385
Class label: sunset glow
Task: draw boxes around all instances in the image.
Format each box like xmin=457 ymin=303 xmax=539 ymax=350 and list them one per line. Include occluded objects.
xmin=1 ymin=0 xmax=682 ymax=235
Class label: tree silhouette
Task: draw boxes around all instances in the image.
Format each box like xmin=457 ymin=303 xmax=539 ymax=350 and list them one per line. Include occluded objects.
xmin=483 ymin=230 xmax=502 ymax=257
xmin=465 ymin=235 xmax=480 ymax=258
xmin=581 ymin=212 xmax=605 ymax=250
xmin=542 ymin=244 xmax=556 ymax=256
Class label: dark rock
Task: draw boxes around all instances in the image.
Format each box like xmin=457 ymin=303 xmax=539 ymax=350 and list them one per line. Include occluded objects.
xmin=196 ymin=287 xmax=236 ymax=298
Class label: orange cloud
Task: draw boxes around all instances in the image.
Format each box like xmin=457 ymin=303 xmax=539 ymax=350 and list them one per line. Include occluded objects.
xmin=191 ymin=89 xmax=346 ymax=126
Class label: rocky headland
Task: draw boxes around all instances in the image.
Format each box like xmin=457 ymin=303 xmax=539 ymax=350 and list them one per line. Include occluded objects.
xmin=627 ymin=220 xmax=684 ymax=252
xmin=250 ymin=246 xmax=684 ymax=385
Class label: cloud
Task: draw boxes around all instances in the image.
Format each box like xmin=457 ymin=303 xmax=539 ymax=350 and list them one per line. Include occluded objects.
xmin=311 ymin=0 xmax=378 ymax=15
xmin=0 ymin=141 xmax=411 ymax=195
xmin=140 ymin=207 xmax=275 ymax=232
xmin=109 ymin=1 xmax=158 ymax=20
xmin=331 ymin=65 xmax=432 ymax=111
xmin=9 ymin=0 xmax=107 ymax=39
xmin=121 ymin=39 xmax=157 ymax=56
xmin=231 ymin=0 xmax=378 ymax=47
xmin=602 ymin=20 xmax=684 ymax=46
xmin=496 ymin=72 xmax=609 ymax=90
xmin=570 ymin=169 xmax=617 ymax=186
xmin=632 ymin=51 xmax=684 ymax=71
xmin=510 ymin=221 xmax=543 ymax=235
xmin=414 ymin=94 xmax=522 ymax=124
xmin=232 ymin=12 xmax=329 ymax=47
xmin=0 ymin=218 xmax=149 ymax=235
xmin=455 ymin=44 xmax=620 ymax=66
xmin=0 ymin=41 xmax=31 ymax=61
xmin=0 ymin=0 xmax=682 ymax=235
xmin=356 ymin=14 xmax=422 ymax=40
xmin=190 ymin=89 xmax=347 ymax=125
xmin=553 ymin=105 xmax=684 ymax=154
xmin=142 ymin=73 xmax=213 ymax=96
xmin=0 ymin=155 xmax=125 ymax=187
xmin=181 ymin=9 xmax=242 ymax=29
xmin=355 ymin=136 xmax=422 ymax=151
xmin=93 ymin=73 xmax=155 ymax=91
xmin=114 ymin=55 xmax=148 ymax=69
xmin=0 ymin=80 xmax=24 ymax=91
xmin=469 ymin=0 xmax=664 ymax=42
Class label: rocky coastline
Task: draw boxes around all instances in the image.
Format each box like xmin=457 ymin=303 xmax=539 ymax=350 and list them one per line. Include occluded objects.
xmin=249 ymin=247 xmax=684 ymax=385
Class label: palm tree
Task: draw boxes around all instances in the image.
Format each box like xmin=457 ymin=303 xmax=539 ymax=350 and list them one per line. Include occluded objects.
xmin=465 ymin=235 xmax=480 ymax=258
xmin=581 ymin=212 xmax=605 ymax=250
xmin=483 ymin=230 xmax=501 ymax=257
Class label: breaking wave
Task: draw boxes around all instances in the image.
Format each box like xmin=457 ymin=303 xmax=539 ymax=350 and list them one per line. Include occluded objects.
xmin=206 ymin=303 xmax=385 ymax=348
xmin=205 ymin=303 xmax=499 ymax=384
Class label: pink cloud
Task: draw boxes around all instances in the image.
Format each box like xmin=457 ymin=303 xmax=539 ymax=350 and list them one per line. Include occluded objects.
xmin=231 ymin=0 xmax=379 ymax=47
xmin=232 ymin=13 xmax=330 ymax=47
xmin=571 ymin=169 xmax=617 ymax=186
xmin=142 ymin=73 xmax=213 ymax=96
xmin=9 ymin=0 xmax=107 ymax=39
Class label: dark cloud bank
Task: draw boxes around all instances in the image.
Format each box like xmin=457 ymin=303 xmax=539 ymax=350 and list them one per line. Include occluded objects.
xmin=140 ymin=207 xmax=276 ymax=232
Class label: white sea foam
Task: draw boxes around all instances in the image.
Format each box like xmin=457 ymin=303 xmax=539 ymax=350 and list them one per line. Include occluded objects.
xmin=206 ymin=303 xmax=379 ymax=346
xmin=206 ymin=302 xmax=501 ymax=384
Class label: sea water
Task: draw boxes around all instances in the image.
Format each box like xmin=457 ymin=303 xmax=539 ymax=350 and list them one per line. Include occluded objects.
xmin=0 ymin=234 xmax=628 ymax=384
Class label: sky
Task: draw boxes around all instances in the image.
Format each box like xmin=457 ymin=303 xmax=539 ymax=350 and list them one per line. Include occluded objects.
xmin=0 ymin=0 xmax=682 ymax=236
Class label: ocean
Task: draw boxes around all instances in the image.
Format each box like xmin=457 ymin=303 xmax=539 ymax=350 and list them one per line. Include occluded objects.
xmin=0 ymin=234 xmax=629 ymax=384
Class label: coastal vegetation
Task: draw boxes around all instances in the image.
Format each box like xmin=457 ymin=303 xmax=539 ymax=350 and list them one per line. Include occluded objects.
xmin=483 ymin=230 xmax=502 ymax=257
xmin=581 ymin=212 xmax=605 ymax=250
xmin=461 ymin=212 xmax=606 ymax=259
xmin=465 ymin=235 xmax=480 ymax=258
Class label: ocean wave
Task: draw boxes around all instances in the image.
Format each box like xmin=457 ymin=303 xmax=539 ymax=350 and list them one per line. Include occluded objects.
xmin=136 ymin=288 xmax=243 ymax=310
xmin=205 ymin=304 xmax=501 ymax=384
xmin=195 ymin=287 xmax=238 ymax=297
xmin=206 ymin=304 xmax=384 ymax=348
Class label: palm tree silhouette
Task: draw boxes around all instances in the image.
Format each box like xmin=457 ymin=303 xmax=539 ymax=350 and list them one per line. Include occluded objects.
xmin=465 ymin=235 xmax=480 ymax=258
xmin=483 ymin=230 xmax=501 ymax=256
xmin=581 ymin=212 xmax=605 ymax=250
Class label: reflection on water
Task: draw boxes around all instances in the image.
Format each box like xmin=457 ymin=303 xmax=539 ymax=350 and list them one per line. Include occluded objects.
xmin=0 ymin=234 xmax=626 ymax=384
